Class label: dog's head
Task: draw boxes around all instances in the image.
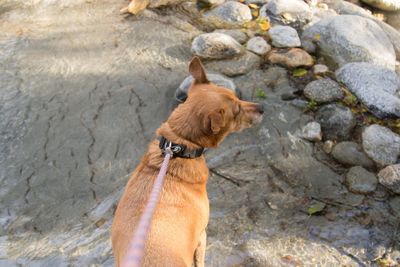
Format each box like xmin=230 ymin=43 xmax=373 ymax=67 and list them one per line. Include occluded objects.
xmin=167 ymin=57 xmax=264 ymax=148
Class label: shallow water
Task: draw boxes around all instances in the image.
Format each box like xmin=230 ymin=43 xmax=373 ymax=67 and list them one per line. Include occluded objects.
xmin=0 ymin=1 xmax=399 ymax=266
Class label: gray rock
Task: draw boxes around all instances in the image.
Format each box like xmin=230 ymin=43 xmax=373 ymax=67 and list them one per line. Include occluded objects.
xmin=311 ymin=5 xmax=338 ymax=22
xmin=263 ymin=66 xmax=298 ymax=99
xmin=213 ymin=29 xmax=248 ymax=44
xmin=313 ymin=64 xmax=329 ymax=75
xmin=204 ymin=1 xmax=252 ymax=24
xmin=328 ymin=0 xmax=375 ymax=19
xmin=389 ymin=196 xmax=400 ymax=216
xmin=269 ymin=25 xmax=301 ymax=48
xmin=246 ymin=36 xmax=271 ymax=55
xmin=302 ymin=15 xmax=396 ymax=70
xmin=299 ymin=121 xmax=322 ymax=141
xmin=378 ymin=164 xmax=400 ymax=194
xmin=175 ymin=73 xmax=238 ymax=102
xmin=315 ymin=104 xmax=356 ymax=141
xmin=362 ymin=125 xmax=400 ymax=166
xmin=360 ymin=0 xmax=400 ymax=11
xmin=301 ymin=39 xmax=317 ymax=54
xmin=303 ymin=78 xmax=343 ymax=103
xmin=375 ymin=20 xmax=400 ymax=60
xmin=205 ymin=51 xmax=261 ymax=77
xmin=328 ymin=1 xmax=400 ymax=58
xmin=191 ymin=32 xmax=244 ymax=59
xmin=346 ymin=166 xmax=378 ymax=194
xmin=336 ymin=62 xmax=400 ymax=119
xmin=332 ymin=141 xmax=375 ymax=169
xmin=260 ymin=0 xmax=313 ymax=24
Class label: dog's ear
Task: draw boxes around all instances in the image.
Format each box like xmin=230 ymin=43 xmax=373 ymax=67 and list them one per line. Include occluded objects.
xmin=204 ymin=109 xmax=226 ymax=134
xmin=189 ymin=56 xmax=209 ymax=84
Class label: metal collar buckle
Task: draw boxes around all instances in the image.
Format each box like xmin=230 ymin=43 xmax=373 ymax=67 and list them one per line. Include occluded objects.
xmin=159 ymin=136 xmax=203 ymax=159
xmin=164 ymin=141 xmax=183 ymax=156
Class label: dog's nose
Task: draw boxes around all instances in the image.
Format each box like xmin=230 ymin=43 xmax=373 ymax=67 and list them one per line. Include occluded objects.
xmin=256 ymin=104 xmax=264 ymax=114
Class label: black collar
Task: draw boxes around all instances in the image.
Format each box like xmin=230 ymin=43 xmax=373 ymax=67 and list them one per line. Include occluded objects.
xmin=158 ymin=136 xmax=204 ymax=158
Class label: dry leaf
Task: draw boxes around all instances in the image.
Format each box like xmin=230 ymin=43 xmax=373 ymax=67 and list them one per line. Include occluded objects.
xmin=252 ymin=10 xmax=259 ymax=17
xmin=128 ymin=0 xmax=149 ymax=14
xmin=314 ymin=34 xmax=321 ymax=41
xmin=248 ymin=3 xmax=259 ymax=9
xmin=377 ymin=258 xmax=395 ymax=267
xmin=243 ymin=21 xmax=259 ymax=30
xmin=292 ymin=68 xmax=308 ymax=77
xmin=95 ymin=218 xmax=106 ymax=228
xmin=307 ymin=202 xmax=326 ymax=215
xmin=258 ymin=19 xmax=270 ymax=31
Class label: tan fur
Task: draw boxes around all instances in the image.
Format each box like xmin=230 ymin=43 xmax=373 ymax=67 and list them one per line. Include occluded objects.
xmin=112 ymin=57 xmax=263 ymax=267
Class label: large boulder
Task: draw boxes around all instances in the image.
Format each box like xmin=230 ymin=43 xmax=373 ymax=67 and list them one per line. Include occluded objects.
xmin=326 ymin=1 xmax=400 ymax=59
xmin=375 ymin=21 xmax=400 ymax=60
xmin=328 ymin=0 xmax=375 ymax=19
xmin=336 ymin=62 xmax=400 ymax=119
xmin=302 ymin=15 xmax=396 ymax=70
xmin=204 ymin=1 xmax=252 ymax=24
xmin=362 ymin=125 xmax=400 ymax=166
xmin=259 ymin=0 xmax=312 ymax=24
xmin=360 ymin=0 xmax=400 ymax=11
xmin=191 ymin=33 xmax=244 ymax=59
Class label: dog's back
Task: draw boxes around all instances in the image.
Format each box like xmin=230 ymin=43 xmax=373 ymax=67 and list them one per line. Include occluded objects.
xmin=111 ymin=141 xmax=210 ymax=266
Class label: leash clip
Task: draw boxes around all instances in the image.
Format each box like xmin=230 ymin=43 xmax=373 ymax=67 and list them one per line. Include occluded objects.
xmin=164 ymin=141 xmax=174 ymax=156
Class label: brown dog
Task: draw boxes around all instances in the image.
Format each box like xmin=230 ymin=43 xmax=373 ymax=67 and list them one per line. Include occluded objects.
xmin=112 ymin=57 xmax=264 ymax=267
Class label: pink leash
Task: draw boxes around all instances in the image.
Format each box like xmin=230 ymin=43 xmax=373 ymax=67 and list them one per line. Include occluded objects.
xmin=121 ymin=146 xmax=173 ymax=267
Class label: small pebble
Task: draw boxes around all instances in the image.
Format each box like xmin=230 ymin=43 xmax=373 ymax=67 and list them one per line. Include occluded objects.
xmin=323 ymin=140 xmax=334 ymax=154
xmin=313 ymin=64 xmax=329 ymax=75
xmin=246 ymin=37 xmax=271 ymax=55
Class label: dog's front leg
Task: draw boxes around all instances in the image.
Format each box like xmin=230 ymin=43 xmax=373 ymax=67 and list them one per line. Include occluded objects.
xmin=193 ymin=230 xmax=207 ymax=267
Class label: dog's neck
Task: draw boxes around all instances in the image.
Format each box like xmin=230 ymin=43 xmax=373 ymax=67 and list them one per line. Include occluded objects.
xmin=156 ymin=122 xmax=204 ymax=150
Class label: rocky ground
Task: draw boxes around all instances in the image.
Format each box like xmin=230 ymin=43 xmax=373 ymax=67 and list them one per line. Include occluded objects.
xmin=1 ymin=0 xmax=400 ymax=266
